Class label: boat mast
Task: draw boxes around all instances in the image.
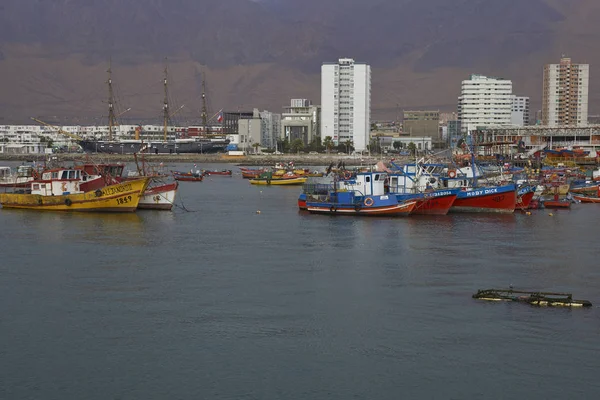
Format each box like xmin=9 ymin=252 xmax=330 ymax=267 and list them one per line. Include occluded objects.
xmin=107 ymin=59 xmax=117 ymax=141
xmin=163 ymin=60 xmax=169 ymax=141
xmin=201 ymin=73 xmax=208 ymax=136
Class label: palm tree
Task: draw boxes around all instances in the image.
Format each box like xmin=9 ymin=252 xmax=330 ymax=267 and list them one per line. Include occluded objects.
xmin=291 ymin=138 xmax=304 ymax=154
xmin=323 ymin=136 xmax=334 ymax=154
xmin=344 ymin=139 xmax=354 ymax=154
xmin=252 ymin=142 xmax=260 ymax=154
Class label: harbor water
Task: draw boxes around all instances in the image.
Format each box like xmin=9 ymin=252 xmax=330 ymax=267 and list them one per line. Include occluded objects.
xmin=1 ymin=163 xmax=600 ymax=399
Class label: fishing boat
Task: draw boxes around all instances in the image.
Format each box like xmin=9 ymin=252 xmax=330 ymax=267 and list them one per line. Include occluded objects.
xmin=0 ymin=168 xmax=150 ymax=212
xmin=473 ymin=289 xmax=592 ymax=307
xmin=569 ymin=183 xmax=600 ymax=194
xmin=572 ymin=194 xmax=600 ymax=203
xmin=305 ymin=171 xmax=416 ymax=216
xmin=173 ymin=171 xmax=203 ymax=182
xmin=250 ymin=176 xmax=307 ymax=185
xmin=203 ymin=169 xmax=232 ymax=176
xmin=240 ymin=168 xmax=265 ymax=179
xmin=543 ymin=197 xmax=571 ymax=208
xmin=387 ymin=162 xmax=458 ymax=215
xmin=516 ymin=185 xmax=536 ymax=210
xmin=78 ymin=160 xmax=179 ymax=211
xmin=138 ymin=182 xmax=178 ymax=210
xmin=0 ymin=165 xmax=38 ymax=188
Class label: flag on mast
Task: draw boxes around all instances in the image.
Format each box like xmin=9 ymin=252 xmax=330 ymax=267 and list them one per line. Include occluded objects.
xmin=217 ymin=110 xmax=223 ymax=123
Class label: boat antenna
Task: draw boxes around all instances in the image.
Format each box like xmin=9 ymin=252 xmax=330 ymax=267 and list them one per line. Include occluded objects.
xmin=163 ymin=58 xmax=169 ymax=141
xmin=201 ymin=72 xmax=208 ymax=136
xmin=107 ymin=58 xmax=117 ymax=141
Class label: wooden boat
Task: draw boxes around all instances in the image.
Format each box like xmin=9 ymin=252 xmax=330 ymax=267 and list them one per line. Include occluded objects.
xmin=569 ymin=184 xmax=600 ymax=194
xmin=172 ymin=171 xmax=203 ymax=182
xmin=307 ymin=198 xmax=416 ymax=216
xmin=138 ymin=182 xmax=178 ymax=210
xmin=240 ymin=168 xmax=265 ymax=179
xmin=0 ymin=168 xmax=150 ymax=212
xmin=543 ymin=200 xmax=571 ymax=208
xmin=203 ymin=169 xmax=232 ymax=176
xmin=573 ymin=194 xmax=600 ymax=203
xmin=250 ymin=177 xmax=307 ymax=185
xmin=543 ymin=192 xmax=571 ymax=208
xmin=473 ymin=289 xmax=592 ymax=307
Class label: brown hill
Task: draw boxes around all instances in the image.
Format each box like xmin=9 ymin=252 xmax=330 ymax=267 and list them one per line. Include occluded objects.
xmin=1 ymin=0 xmax=600 ymax=124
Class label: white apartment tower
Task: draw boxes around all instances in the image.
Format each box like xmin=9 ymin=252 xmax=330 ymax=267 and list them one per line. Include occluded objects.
xmin=511 ymin=96 xmax=530 ymax=127
xmin=321 ymin=58 xmax=371 ymax=151
xmin=542 ymin=57 xmax=589 ymax=127
xmin=458 ymin=74 xmax=513 ymax=133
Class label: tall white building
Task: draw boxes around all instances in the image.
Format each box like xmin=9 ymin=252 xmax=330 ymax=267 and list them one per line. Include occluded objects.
xmin=321 ymin=58 xmax=371 ymax=151
xmin=458 ymin=74 xmax=513 ymax=133
xmin=542 ymin=57 xmax=589 ymax=127
xmin=510 ymin=96 xmax=530 ymax=127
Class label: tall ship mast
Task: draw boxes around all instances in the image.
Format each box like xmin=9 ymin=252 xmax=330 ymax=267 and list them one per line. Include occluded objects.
xmin=76 ymin=61 xmax=230 ymax=155
xmin=107 ymin=60 xmax=117 ymax=141
xmin=201 ymin=73 xmax=208 ymax=135
xmin=163 ymin=62 xmax=170 ymax=141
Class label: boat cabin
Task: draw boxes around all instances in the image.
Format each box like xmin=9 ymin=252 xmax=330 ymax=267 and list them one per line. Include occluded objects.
xmin=387 ymin=163 xmax=445 ymax=194
xmin=0 ymin=165 xmax=38 ymax=187
xmin=0 ymin=167 xmax=10 ymax=180
xmin=32 ymin=168 xmax=91 ymax=196
xmin=340 ymin=171 xmax=387 ymax=196
xmin=77 ymin=163 xmax=124 ymax=179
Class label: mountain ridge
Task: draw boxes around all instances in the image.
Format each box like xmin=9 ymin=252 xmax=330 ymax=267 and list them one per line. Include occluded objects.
xmin=1 ymin=0 xmax=600 ymax=123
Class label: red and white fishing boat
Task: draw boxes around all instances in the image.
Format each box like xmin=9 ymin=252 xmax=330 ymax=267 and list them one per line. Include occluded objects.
xmin=138 ymin=182 xmax=178 ymax=210
xmin=387 ymin=162 xmax=458 ymax=215
xmin=0 ymin=165 xmax=39 ymax=188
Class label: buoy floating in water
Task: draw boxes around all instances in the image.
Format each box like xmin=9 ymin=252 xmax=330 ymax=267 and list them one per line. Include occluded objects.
xmin=548 ymin=213 xmax=554 ymax=216
xmin=526 ymin=212 xmax=532 ymax=215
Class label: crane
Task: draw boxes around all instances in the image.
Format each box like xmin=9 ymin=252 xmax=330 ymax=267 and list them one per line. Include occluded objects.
xmin=31 ymin=118 xmax=83 ymax=141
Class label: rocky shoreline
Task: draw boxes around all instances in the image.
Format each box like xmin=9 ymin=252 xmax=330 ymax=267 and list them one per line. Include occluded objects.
xmin=0 ymin=152 xmax=416 ymax=166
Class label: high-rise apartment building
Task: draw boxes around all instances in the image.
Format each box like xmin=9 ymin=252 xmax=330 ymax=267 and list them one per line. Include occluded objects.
xmin=321 ymin=58 xmax=371 ymax=151
xmin=458 ymin=74 xmax=513 ymax=133
xmin=542 ymin=57 xmax=589 ymax=127
xmin=511 ymin=96 xmax=530 ymax=127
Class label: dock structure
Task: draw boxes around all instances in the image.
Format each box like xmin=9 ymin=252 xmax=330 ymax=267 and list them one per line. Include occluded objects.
xmin=469 ymin=125 xmax=600 ymax=162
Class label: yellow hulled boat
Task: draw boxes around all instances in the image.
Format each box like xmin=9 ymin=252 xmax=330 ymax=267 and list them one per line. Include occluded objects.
xmin=0 ymin=168 xmax=150 ymax=212
xmin=249 ymin=177 xmax=307 ymax=185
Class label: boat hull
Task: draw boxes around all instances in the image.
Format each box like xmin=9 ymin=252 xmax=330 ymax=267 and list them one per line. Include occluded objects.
xmin=204 ymin=170 xmax=232 ymax=176
xmin=544 ymin=200 xmax=571 ymax=208
xmin=396 ymin=190 xmax=458 ymax=215
xmin=307 ymin=200 xmax=416 ymax=216
xmin=516 ymin=186 xmax=536 ymax=210
xmin=298 ymin=193 xmax=307 ymax=210
xmin=138 ymin=182 xmax=178 ymax=210
xmin=250 ymin=177 xmax=307 ymax=185
xmin=450 ymin=184 xmax=516 ymax=213
xmin=573 ymin=195 xmax=600 ymax=203
xmin=0 ymin=178 xmax=150 ymax=212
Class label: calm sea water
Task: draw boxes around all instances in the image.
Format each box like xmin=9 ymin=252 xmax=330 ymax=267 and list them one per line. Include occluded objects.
xmin=1 ymin=163 xmax=599 ymax=399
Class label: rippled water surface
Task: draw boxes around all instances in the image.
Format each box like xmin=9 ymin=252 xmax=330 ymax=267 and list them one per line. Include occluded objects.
xmin=1 ymin=163 xmax=600 ymax=399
